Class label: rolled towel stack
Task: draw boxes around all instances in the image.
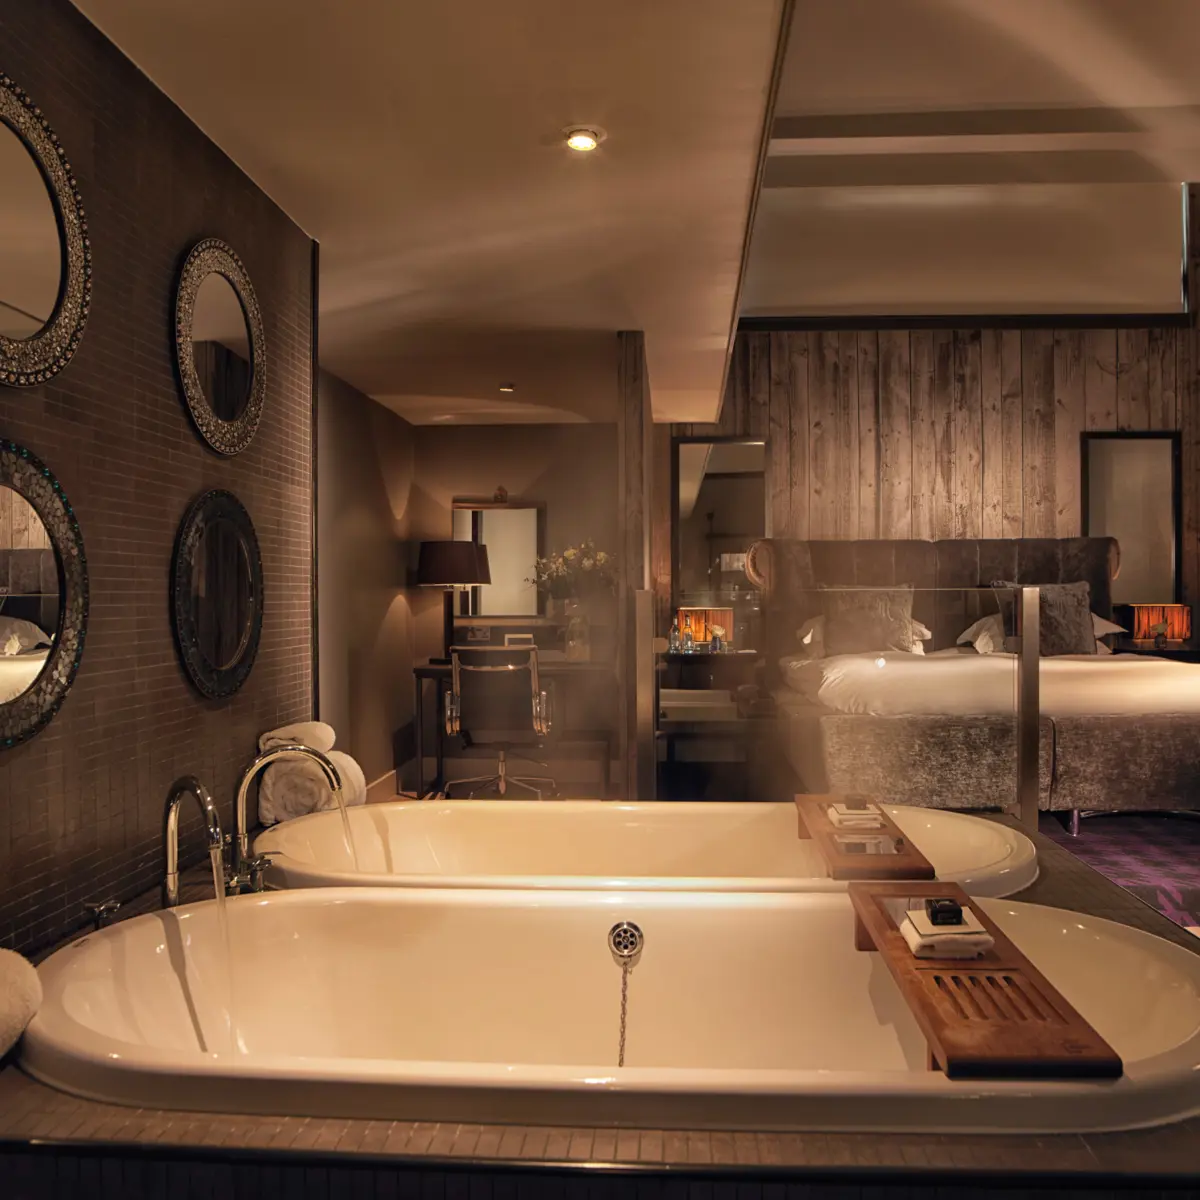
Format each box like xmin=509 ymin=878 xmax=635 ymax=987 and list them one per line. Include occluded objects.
xmin=0 ymin=948 xmax=42 ymax=1057
xmin=257 ymin=721 xmax=367 ymax=824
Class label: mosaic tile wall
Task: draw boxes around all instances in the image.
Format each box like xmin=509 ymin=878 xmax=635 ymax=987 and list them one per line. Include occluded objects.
xmin=0 ymin=0 xmax=315 ymax=953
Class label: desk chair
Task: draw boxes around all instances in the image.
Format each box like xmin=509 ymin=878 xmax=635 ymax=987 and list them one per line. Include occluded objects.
xmin=443 ymin=645 xmax=557 ymax=798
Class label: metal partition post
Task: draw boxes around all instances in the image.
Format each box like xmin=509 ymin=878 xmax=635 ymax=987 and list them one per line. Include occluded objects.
xmin=1016 ymin=586 xmax=1040 ymax=831
xmin=634 ymin=589 xmax=657 ymax=800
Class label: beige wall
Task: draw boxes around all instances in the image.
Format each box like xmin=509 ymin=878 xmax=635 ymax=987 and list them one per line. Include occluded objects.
xmin=409 ymin=423 xmax=620 ymax=662
xmin=317 ymin=370 xmax=417 ymax=786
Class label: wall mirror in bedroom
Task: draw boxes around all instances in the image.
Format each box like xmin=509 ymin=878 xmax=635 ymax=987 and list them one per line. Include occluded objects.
xmin=0 ymin=74 xmax=91 ymax=386
xmin=171 ymin=489 xmax=263 ymax=700
xmin=0 ymin=439 xmax=87 ymax=746
xmin=451 ymin=499 xmax=546 ymax=617
xmin=1082 ymin=432 xmax=1181 ymax=606
xmin=174 ymin=238 xmax=266 ymax=455
xmin=672 ymin=438 xmax=765 ymax=605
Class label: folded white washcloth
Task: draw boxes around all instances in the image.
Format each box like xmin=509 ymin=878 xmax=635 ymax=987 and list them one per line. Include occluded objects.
xmin=258 ymin=721 xmax=336 ymax=755
xmin=827 ymin=810 xmax=885 ymax=830
xmin=0 ymin=948 xmax=42 ymax=1056
xmin=899 ymin=916 xmax=994 ymax=960
xmin=258 ymin=748 xmax=366 ymax=825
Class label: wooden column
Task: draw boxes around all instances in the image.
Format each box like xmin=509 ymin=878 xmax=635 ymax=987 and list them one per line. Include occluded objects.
xmin=617 ymin=330 xmax=653 ymax=799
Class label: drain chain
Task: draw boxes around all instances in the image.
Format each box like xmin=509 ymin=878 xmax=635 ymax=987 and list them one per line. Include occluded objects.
xmin=608 ymin=921 xmax=643 ymax=1068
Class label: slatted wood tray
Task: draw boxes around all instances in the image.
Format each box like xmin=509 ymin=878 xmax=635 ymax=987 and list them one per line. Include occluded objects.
xmin=850 ymin=881 xmax=1123 ymax=1080
xmin=795 ymin=794 xmax=935 ymax=882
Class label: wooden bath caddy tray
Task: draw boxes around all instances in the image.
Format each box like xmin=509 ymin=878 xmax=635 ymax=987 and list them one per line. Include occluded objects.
xmin=849 ymin=881 xmax=1123 ymax=1080
xmin=794 ymin=795 xmax=935 ymax=882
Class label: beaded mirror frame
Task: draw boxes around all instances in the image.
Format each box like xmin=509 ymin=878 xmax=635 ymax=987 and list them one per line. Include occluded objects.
xmin=0 ymin=439 xmax=88 ymax=748
xmin=170 ymin=489 xmax=264 ymax=700
xmin=0 ymin=74 xmax=92 ymax=388
xmin=173 ymin=239 xmax=267 ymax=456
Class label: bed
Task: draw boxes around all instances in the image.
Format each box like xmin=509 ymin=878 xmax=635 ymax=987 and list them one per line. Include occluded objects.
xmin=0 ymin=648 xmax=49 ymax=704
xmin=746 ymin=536 xmax=1200 ymax=816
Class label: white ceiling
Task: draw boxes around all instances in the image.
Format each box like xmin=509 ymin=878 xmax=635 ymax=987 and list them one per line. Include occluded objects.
xmin=745 ymin=0 xmax=1200 ymax=316
xmin=70 ymin=0 xmax=784 ymax=424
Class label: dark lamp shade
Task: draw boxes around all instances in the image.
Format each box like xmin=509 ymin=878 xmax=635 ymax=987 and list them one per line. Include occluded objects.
xmin=417 ymin=540 xmax=491 ymax=587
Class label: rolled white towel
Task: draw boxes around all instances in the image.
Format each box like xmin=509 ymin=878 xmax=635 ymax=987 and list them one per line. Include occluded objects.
xmin=0 ymin=948 xmax=42 ymax=1056
xmin=899 ymin=916 xmax=994 ymax=960
xmin=258 ymin=721 xmax=335 ymax=755
xmin=258 ymin=748 xmax=366 ymax=825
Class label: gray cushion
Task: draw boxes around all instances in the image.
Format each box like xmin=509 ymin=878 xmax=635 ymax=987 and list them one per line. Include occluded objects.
xmin=820 ymin=586 xmax=915 ymax=654
xmin=994 ymin=579 xmax=1097 ymax=656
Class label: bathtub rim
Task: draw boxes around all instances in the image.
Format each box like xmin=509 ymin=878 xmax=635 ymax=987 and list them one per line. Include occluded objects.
xmin=253 ymin=800 xmax=1040 ymax=897
xmin=20 ymin=888 xmax=1200 ymax=1135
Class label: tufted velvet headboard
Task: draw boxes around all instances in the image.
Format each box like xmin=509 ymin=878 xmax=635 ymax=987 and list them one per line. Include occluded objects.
xmin=744 ymin=537 xmax=1121 ymax=664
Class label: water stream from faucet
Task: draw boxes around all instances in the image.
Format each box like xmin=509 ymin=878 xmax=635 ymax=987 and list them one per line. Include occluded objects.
xmin=209 ymin=844 xmax=237 ymax=1056
xmin=333 ymin=788 xmax=360 ymax=872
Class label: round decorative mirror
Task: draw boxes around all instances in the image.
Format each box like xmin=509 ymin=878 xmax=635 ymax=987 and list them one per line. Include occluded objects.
xmin=0 ymin=74 xmax=91 ymax=387
xmin=174 ymin=239 xmax=266 ymax=455
xmin=0 ymin=439 xmax=88 ymax=747
xmin=171 ymin=490 xmax=263 ymax=699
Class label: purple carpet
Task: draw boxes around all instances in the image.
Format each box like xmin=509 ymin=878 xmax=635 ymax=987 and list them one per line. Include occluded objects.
xmin=1039 ymin=813 xmax=1200 ymax=929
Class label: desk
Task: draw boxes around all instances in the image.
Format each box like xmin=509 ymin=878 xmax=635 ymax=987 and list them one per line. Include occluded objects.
xmin=414 ymin=659 xmax=615 ymax=796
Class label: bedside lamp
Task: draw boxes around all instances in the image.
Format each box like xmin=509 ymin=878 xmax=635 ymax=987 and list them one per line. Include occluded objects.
xmin=417 ymin=540 xmax=491 ymax=662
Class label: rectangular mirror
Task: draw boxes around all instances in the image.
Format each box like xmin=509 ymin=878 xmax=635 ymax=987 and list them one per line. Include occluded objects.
xmin=673 ymin=438 xmax=765 ymax=604
xmin=452 ymin=501 xmax=545 ymax=616
xmin=1082 ymin=432 xmax=1181 ymax=603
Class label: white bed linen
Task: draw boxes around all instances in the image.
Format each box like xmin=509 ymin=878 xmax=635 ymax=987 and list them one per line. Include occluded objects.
xmin=0 ymin=650 xmax=48 ymax=704
xmin=781 ymin=651 xmax=1200 ymax=717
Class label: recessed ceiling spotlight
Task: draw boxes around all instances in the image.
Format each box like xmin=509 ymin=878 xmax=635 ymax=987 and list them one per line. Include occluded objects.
xmin=564 ymin=127 xmax=602 ymax=152
xmin=499 ymin=382 xmax=516 ymax=393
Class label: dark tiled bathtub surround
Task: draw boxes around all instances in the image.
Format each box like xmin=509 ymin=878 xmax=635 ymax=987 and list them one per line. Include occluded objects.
xmin=2 ymin=823 xmax=1200 ymax=1192
xmin=0 ymin=0 xmax=315 ymax=956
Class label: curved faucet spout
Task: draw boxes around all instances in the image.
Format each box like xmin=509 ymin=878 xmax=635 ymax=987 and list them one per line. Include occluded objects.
xmin=163 ymin=776 xmax=223 ymax=909
xmin=234 ymin=744 xmax=343 ymax=875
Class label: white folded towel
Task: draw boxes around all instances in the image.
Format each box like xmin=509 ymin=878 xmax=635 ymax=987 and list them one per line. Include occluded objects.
xmin=259 ymin=748 xmax=366 ymax=825
xmin=258 ymin=721 xmax=336 ymax=755
xmin=899 ymin=916 xmax=994 ymax=959
xmin=0 ymin=948 xmax=42 ymax=1056
xmin=826 ymin=810 xmax=885 ymax=830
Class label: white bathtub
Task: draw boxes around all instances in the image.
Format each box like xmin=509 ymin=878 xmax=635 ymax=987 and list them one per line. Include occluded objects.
xmin=254 ymin=800 xmax=1039 ymax=897
xmin=22 ymin=887 xmax=1200 ymax=1132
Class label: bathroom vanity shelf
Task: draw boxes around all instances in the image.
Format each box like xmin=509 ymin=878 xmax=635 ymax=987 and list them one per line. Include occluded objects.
xmin=794 ymin=795 xmax=935 ymax=882
xmin=849 ymin=881 xmax=1123 ymax=1081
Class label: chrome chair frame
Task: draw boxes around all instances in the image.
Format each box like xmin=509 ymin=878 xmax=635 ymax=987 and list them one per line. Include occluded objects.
xmin=443 ymin=645 xmax=556 ymax=798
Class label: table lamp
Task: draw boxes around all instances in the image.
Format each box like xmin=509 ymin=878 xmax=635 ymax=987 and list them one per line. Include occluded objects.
xmin=417 ymin=540 xmax=491 ymax=662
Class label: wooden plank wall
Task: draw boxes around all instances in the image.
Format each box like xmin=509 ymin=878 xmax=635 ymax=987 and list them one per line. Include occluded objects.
xmin=0 ymin=486 xmax=51 ymax=549
xmin=673 ymin=326 xmax=1200 ymax=608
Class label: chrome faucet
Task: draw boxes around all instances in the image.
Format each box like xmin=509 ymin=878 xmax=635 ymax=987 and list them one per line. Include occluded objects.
xmin=231 ymin=744 xmax=343 ymax=889
xmin=163 ymin=775 xmax=224 ymax=908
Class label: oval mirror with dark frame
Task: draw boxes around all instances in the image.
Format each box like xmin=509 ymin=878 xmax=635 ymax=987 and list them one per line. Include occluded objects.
xmin=171 ymin=489 xmax=263 ymax=699
xmin=0 ymin=438 xmax=88 ymax=747
xmin=174 ymin=239 xmax=266 ymax=455
xmin=0 ymin=73 xmax=91 ymax=387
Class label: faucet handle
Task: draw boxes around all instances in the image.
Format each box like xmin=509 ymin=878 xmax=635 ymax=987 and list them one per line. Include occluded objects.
xmin=246 ymin=853 xmax=277 ymax=893
xmin=84 ymin=898 xmax=120 ymax=930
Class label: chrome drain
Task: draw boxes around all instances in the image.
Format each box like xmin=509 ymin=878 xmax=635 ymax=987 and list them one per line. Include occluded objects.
xmin=608 ymin=923 xmax=644 ymax=1068
xmin=608 ymin=921 xmax=643 ymax=960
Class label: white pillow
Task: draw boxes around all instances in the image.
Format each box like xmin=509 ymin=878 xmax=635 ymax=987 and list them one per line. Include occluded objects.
xmin=958 ymin=610 xmax=1127 ymax=655
xmin=0 ymin=616 xmax=51 ymax=655
xmin=957 ymin=613 xmax=1006 ymax=655
xmin=1092 ymin=612 xmax=1126 ymax=637
xmin=797 ymin=614 xmax=931 ymax=659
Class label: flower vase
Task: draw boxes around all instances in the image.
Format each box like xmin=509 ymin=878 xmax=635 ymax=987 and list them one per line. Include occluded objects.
xmin=564 ymin=599 xmax=591 ymax=662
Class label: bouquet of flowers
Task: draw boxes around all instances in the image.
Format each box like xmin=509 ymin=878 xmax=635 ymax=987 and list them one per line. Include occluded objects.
xmin=529 ymin=539 xmax=617 ymax=599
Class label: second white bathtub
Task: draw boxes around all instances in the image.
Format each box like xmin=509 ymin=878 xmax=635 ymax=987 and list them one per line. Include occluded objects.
xmin=256 ymin=800 xmax=1038 ymax=896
